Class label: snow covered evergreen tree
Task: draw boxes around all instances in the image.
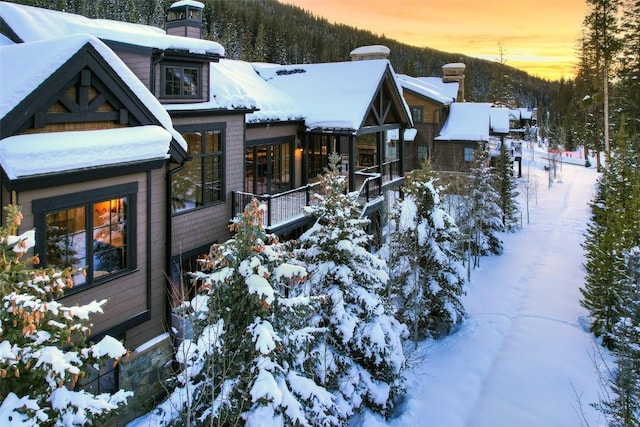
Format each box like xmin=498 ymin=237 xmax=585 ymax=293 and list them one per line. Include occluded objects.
xmin=463 ymin=149 xmax=504 ymax=257
xmin=168 ymin=200 xmax=338 ymax=426
xmin=494 ymin=142 xmax=520 ymax=231
xmin=581 ymin=128 xmax=640 ymax=346
xmin=385 ymin=163 xmax=466 ymax=341
xmin=295 ymin=154 xmax=407 ymax=419
xmin=595 ymin=247 xmax=640 ymax=426
xmin=0 ymin=205 xmax=130 ymax=426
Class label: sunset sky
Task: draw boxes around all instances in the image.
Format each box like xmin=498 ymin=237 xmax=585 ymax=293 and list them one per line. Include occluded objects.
xmin=278 ymin=0 xmax=588 ymax=81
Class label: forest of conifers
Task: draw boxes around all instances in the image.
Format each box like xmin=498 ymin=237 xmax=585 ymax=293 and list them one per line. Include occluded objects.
xmin=12 ymin=0 xmax=553 ymax=109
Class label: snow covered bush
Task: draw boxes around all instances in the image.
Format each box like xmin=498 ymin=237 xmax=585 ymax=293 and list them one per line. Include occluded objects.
xmin=0 ymin=205 xmax=130 ymax=426
xmin=384 ymin=165 xmax=466 ymax=341
xmin=295 ymin=154 xmax=407 ymax=419
xmin=160 ymin=200 xmax=338 ymax=426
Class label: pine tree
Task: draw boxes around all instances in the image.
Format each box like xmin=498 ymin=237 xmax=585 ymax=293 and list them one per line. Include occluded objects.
xmin=464 ymin=149 xmax=504 ymax=257
xmin=595 ymin=247 xmax=640 ymax=425
xmin=169 ymin=199 xmax=338 ymax=426
xmin=0 ymin=205 xmax=130 ymax=426
xmin=385 ymin=163 xmax=466 ymax=341
xmin=295 ymin=154 xmax=407 ymax=419
xmin=494 ymin=142 xmax=519 ymax=231
xmin=581 ymin=128 xmax=640 ymax=346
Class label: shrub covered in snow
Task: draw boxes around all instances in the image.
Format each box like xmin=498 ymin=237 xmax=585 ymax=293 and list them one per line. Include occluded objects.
xmin=0 ymin=205 xmax=130 ymax=426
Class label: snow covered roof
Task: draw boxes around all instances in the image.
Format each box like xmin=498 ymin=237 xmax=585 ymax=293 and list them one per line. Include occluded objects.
xmin=0 ymin=1 xmax=224 ymax=56
xmin=0 ymin=34 xmax=187 ymax=151
xmin=435 ymin=102 xmax=491 ymax=142
xmin=0 ymin=32 xmax=13 ymax=46
xmin=396 ymin=74 xmax=454 ymax=105
xmin=0 ymin=126 xmax=171 ymax=179
xmin=170 ymin=0 xmax=205 ymax=8
xmin=417 ymin=77 xmax=459 ymax=102
xmin=253 ymin=59 xmax=407 ymax=132
xmin=519 ymin=108 xmax=533 ymax=120
xmin=166 ymin=59 xmax=305 ymax=123
xmin=489 ymin=107 xmax=510 ymax=135
xmin=387 ymin=128 xmax=418 ymax=142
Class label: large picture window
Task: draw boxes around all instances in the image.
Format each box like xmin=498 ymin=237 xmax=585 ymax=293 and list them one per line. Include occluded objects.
xmin=172 ymin=125 xmax=224 ymax=214
xmin=162 ymin=64 xmax=200 ymax=98
xmin=33 ymin=184 xmax=137 ymax=292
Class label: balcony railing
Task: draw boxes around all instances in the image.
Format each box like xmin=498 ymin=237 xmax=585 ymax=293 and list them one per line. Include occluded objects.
xmin=231 ymin=159 xmax=404 ymax=230
xmin=232 ymin=183 xmax=318 ymax=228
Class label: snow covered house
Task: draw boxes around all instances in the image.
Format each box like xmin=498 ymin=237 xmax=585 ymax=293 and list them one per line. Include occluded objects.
xmin=395 ymin=70 xmax=456 ymax=169
xmin=0 ymin=3 xmax=413 ymax=415
xmin=433 ymin=102 xmax=492 ymax=171
xmin=252 ymin=46 xmax=413 ymax=228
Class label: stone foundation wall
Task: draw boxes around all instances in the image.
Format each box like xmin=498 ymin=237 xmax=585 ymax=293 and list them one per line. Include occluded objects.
xmin=101 ymin=333 xmax=174 ymax=426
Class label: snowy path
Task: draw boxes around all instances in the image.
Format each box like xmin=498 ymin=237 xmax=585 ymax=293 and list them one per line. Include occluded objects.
xmin=360 ymin=156 xmax=609 ymax=427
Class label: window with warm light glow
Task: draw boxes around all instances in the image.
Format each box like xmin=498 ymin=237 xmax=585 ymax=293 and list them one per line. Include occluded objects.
xmin=33 ymin=184 xmax=137 ymax=292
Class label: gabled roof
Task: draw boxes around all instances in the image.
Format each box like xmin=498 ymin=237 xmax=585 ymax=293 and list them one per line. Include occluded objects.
xmin=435 ymin=102 xmax=491 ymax=142
xmin=0 ymin=1 xmax=224 ymax=56
xmin=396 ymin=74 xmax=454 ymax=105
xmin=0 ymin=33 xmax=185 ymax=148
xmin=417 ymin=77 xmax=459 ymax=102
xmin=253 ymin=59 xmax=411 ymax=133
xmin=166 ymin=59 xmax=304 ymax=123
xmin=0 ymin=34 xmax=188 ymax=183
xmin=489 ymin=107 xmax=510 ymax=135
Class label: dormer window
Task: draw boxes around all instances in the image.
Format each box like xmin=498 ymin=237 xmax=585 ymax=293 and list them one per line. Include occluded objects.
xmin=162 ymin=64 xmax=201 ymax=98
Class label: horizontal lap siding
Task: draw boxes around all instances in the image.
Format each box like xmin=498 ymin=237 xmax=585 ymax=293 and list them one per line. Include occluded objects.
xmin=127 ymin=167 xmax=167 ymax=348
xmin=17 ymin=169 xmax=166 ymax=350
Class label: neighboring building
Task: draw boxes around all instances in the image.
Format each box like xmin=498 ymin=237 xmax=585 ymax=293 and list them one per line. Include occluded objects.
xmin=433 ymin=102 xmax=492 ymax=171
xmin=395 ymin=63 xmax=465 ymax=170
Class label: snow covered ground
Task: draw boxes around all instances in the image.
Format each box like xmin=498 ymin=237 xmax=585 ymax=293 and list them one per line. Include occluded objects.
xmin=356 ymin=147 xmax=611 ymax=427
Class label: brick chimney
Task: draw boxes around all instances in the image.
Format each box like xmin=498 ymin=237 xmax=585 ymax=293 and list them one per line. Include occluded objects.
xmin=166 ymin=0 xmax=204 ymax=39
xmin=350 ymin=45 xmax=390 ymax=61
xmin=442 ymin=63 xmax=465 ymax=102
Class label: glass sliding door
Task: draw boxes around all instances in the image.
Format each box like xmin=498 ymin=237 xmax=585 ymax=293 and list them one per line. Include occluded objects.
xmin=245 ymin=138 xmax=294 ymax=195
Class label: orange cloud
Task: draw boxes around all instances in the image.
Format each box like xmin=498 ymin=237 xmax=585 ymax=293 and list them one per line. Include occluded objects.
xmin=279 ymin=0 xmax=587 ymax=80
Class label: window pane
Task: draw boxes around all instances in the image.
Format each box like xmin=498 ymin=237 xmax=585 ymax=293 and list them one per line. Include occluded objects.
xmin=92 ymin=198 xmax=127 ymax=278
xmin=203 ymin=155 xmax=222 ymax=203
xmin=165 ymin=67 xmax=181 ymax=96
xmin=203 ymin=130 xmax=221 ymax=153
xmin=185 ymin=132 xmax=202 ymax=155
xmin=46 ymin=207 xmax=87 ymax=286
xmin=183 ymin=67 xmax=199 ymax=96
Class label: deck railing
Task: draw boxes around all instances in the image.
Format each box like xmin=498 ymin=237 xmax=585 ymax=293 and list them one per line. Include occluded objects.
xmin=231 ymin=159 xmax=403 ymax=229
xmin=232 ymin=183 xmax=318 ymax=228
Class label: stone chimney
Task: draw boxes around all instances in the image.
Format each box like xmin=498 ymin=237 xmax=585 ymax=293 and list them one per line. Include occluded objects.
xmin=350 ymin=45 xmax=390 ymax=61
xmin=442 ymin=63 xmax=465 ymax=102
xmin=166 ymin=0 xmax=204 ymax=39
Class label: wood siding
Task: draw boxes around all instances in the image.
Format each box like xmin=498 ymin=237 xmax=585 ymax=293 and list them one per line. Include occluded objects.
xmin=170 ymin=113 xmax=245 ymax=256
xmin=17 ymin=169 xmax=165 ymax=350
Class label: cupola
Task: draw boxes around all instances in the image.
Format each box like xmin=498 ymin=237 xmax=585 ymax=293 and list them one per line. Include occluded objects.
xmin=166 ymin=0 xmax=204 ymax=39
